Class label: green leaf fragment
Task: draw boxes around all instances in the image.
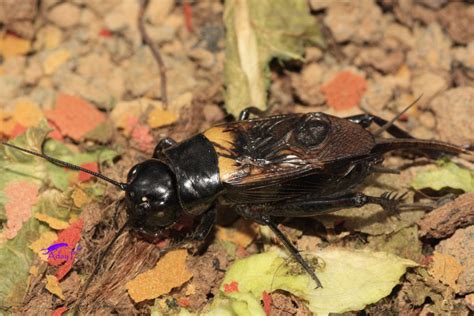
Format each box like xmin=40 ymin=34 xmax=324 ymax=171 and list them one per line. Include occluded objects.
xmin=41 ymin=139 xmax=119 ymax=191
xmin=207 ymin=249 xmax=417 ymax=316
xmin=411 ymin=161 xmax=474 ymax=192
xmin=0 ymin=218 xmax=40 ymax=311
xmin=223 ymin=0 xmax=324 ymax=117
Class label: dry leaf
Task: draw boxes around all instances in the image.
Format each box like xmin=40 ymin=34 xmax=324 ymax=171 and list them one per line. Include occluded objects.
xmin=0 ymin=34 xmax=31 ymax=58
xmin=52 ymin=306 xmax=68 ymax=316
xmin=147 ymin=106 xmax=178 ymax=128
xmin=110 ymin=98 xmax=160 ymax=130
xmin=320 ymin=71 xmax=367 ymax=111
xmin=29 ymin=265 xmax=39 ymax=277
xmin=126 ymin=249 xmax=192 ymax=303
xmin=34 ymin=213 xmax=69 ymax=230
xmin=48 ymin=219 xmax=83 ymax=280
xmin=428 ymin=252 xmax=463 ymax=290
xmin=12 ymin=98 xmax=43 ymax=127
xmin=77 ymin=162 xmax=98 ymax=182
xmin=4 ymin=181 xmax=39 ymax=239
xmin=29 ymin=231 xmax=58 ymax=261
xmin=45 ymin=275 xmax=65 ymax=299
xmin=131 ymin=123 xmax=154 ymax=153
xmin=215 ymin=249 xmax=417 ymax=315
xmin=46 ymin=93 xmax=106 ymax=141
xmin=71 ymin=188 xmax=90 ymax=208
xmin=216 ymin=218 xmax=259 ymax=248
xmin=43 ymin=49 xmax=70 ymax=75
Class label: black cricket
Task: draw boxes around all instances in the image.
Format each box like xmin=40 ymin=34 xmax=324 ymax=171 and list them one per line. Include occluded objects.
xmin=2 ymin=104 xmax=468 ymax=290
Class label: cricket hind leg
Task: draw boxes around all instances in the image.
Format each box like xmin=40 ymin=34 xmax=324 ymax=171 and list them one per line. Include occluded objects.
xmin=234 ymin=204 xmax=324 ymax=288
xmin=345 ymin=113 xmax=413 ymax=139
xmin=234 ymin=192 xmax=411 ymax=288
xmin=238 ymin=106 xmax=267 ymax=120
xmin=240 ymin=192 xmax=407 ymax=218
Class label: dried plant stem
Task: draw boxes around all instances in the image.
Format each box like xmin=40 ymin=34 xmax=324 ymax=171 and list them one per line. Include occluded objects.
xmin=138 ymin=0 xmax=168 ymax=106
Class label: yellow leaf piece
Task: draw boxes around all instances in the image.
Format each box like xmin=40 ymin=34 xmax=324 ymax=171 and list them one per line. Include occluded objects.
xmin=43 ymin=49 xmax=70 ymax=75
xmin=12 ymin=98 xmax=44 ymax=127
xmin=29 ymin=265 xmax=39 ymax=277
xmin=111 ymin=98 xmax=161 ymax=131
xmin=126 ymin=249 xmax=192 ymax=303
xmin=29 ymin=231 xmax=58 ymax=261
xmin=147 ymin=106 xmax=178 ymax=128
xmin=36 ymin=25 xmax=63 ymax=50
xmin=45 ymin=275 xmax=65 ymax=300
xmin=216 ymin=218 xmax=259 ymax=248
xmin=71 ymin=188 xmax=90 ymax=208
xmin=68 ymin=214 xmax=78 ymax=223
xmin=0 ymin=109 xmax=14 ymax=136
xmin=0 ymin=34 xmax=31 ymax=58
xmin=34 ymin=213 xmax=70 ymax=230
xmin=428 ymin=252 xmax=463 ymax=290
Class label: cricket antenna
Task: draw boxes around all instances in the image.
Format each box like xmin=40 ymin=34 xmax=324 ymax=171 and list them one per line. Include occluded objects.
xmin=2 ymin=142 xmax=127 ymax=191
xmin=373 ymin=95 xmax=423 ymax=137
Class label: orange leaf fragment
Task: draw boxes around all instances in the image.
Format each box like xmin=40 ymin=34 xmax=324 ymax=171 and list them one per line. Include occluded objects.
xmin=52 ymin=306 xmax=68 ymax=316
xmin=46 ymin=93 xmax=105 ymax=141
xmin=4 ymin=181 xmax=39 ymax=239
xmin=9 ymin=123 xmax=27 ymax=138
xmin=262 ymin=291 xmax=272 ymax=316
xmin=178 ymin=297 xmax=190 ymax=307
xmin=126 ymin=249 xmax=192 ymax=303
xmin=320 ymin=71 xmax=367 ymax=111
xmin=45 ymin=275 xmax=65 ymax=299
xmin=99 ymin=28 xmax=112 ymax=37
xmin=56 ymin=258 xmax=75 ymax=281
xmin=428 ymin=252 xmax=463 ymax=290
xmin=77 ymin=162 xmax=98 ymax=182
xmin=47 ymin=119 xmax=64 ymax=141
xmin=223 ymin=281 xmax=239 ymax=293
xmin=131 ymin=123 xmax=154 ymax=153
xmin=48 ymin=219 xmax=83 ymax=280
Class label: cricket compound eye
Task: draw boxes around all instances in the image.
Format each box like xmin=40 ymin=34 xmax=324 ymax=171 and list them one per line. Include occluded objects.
xmin=125 ymin=160 xmax=181 ymax=228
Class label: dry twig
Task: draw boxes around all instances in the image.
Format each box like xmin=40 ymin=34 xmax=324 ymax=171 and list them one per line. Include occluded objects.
xmin=138 ymin=0 xmax=168 ymax=106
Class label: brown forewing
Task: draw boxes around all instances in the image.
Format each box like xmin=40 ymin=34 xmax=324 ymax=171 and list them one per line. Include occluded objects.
xmin=203 ymin=112 xmax=376 ymax=190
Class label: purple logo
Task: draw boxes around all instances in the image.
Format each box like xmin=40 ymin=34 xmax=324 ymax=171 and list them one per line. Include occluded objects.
xmin=41 ymin=242 xmax=82 ymax=261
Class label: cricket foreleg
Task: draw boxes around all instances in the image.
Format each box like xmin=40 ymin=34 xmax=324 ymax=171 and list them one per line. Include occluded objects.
xmin=191 ymin=207 xmax=217 ymax=241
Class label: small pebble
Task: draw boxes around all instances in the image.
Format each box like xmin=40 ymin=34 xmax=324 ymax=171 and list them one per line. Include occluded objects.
xmin=47 ymin=3 xmax=81 ymax=28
